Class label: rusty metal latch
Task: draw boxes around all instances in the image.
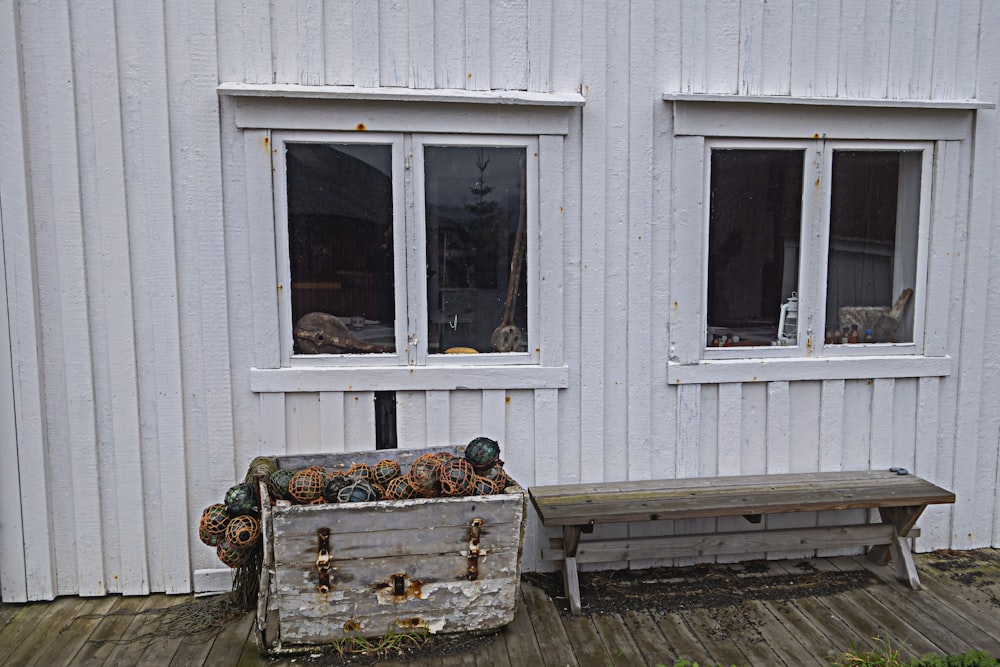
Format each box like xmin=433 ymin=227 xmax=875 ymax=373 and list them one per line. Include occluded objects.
xmin=466 ymin=518 xmax=485 ymax=580
xmin=316 ymin=527 xmax=333 ymax=592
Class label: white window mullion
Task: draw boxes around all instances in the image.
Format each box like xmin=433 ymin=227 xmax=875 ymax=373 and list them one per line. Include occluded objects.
xmin=811 ymin=138 xmax=833 ymax=352
xmin=404 ymin=134 xmax=425 ymax=365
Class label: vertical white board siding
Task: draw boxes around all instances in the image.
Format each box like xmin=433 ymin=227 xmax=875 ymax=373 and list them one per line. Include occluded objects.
xmin=526 ymin=0 xmax=552 ymax=92
xmin=270 ymin=1 xmax=299 ymax=84
xmin=625 ymin=0 xmax=655 ymax=484
xmin=0 ymin=1 xmax=56 ymax=603
xmin=668 ymin=134 xmax=705 ymax=365
xmin=116 ymin=0 xmax=191 ymax=594
xmin=914 ymin=377 xmax=949 ymax=548
xmin=299 ymin=0 xmax=326 ymax=85
xmin=424 ymin=390 xmax=452 ymax=445
xmin=324 ymin=0 xmax=354 ymax=85
xmin=860 ymin=0 xmax=891 ymax=98
xmin=765 ymin=381 xmax=791 ymax=474
xmin=578 ymin=0 xmax=608 ymax=483
xmin=886 ymin=0 xmax=930 ymax=100
xmin=739 ymin=0 xmax=793 ymax=95
xmin=551 ymin=0 xmax=583 ymax=93
xmin=603 ymin=0 xmax=629 ymax=483
xmin=344 ymin=391 xmax=378 ymax=452
xmin=285 ymin=393 xmax=321 ymax=453
xmin=20 ymin=1 xmax=106 ymax=597
xmin=318 ymin=391 xmax=348 ymax=452
xmin=72 ymin=0 xmax=149 ymax=596
xmin=504 ymin=389 xmax=535 ymax=486
xmin=465 ymin=0 xmax=491 ymax=91
xmin=490 ymin=0 xmax=528 ymax=91
xmin=395 ymin=390 xmax=427 ymax=446
xmin=481 ymin=389 xmax=507 ymax=443
xmin=787 ymin=381 xmax=821 ymax=473
xmin=890 ymin=379 xmax=918 ymax=472
xmin=353 ymin=0 xmax=381 ymax=87
xmin=716 ymin=384 xmax=741 ymax=475
xmin=869 ymin=379 xmax=896 ymax=470
xmin=703 ymin=0 xmax=739 ymax=95
xmin=538 ymin=135 xmax=565 ymax=368
xmin=407 ymin=1 xmax=435 ymax=88
xmin=379 ymin=0 xmax=409 ymax=87
xmin=680 ymin=0 xmax=707 ymax=94
xmin=533 ymin=388 xmax=559 ymax=485
xmin=163 ymin=0 xmax=236 ymax=588
xmin=434 ymin=0 xmax=467 ymax=89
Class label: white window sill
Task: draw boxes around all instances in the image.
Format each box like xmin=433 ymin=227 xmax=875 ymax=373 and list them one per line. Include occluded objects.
xmin=667 ymin=355 xmax=951 ymax=385
xmin=662 ymin=92 xmax=994 ymax=110
xmin=250 ymin=364 xmax=569 ymax=393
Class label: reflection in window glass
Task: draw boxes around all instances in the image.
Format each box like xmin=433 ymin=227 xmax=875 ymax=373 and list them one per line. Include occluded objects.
xmin=826 ymin=151 xmax=919 ymax=344
xmin=707 ymin=149 xmax=804 ymax=347
xmin=424 ymin=146 xmax=527 ymax=353
xmin=286 ymin=143 xmax=396 ymax=354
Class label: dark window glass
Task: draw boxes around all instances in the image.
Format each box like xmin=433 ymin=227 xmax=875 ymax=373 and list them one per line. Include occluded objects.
xmin=707 ymin=149 xmax=804 ymax=347
xmin=286 ymin=143 xmax=395 ymax=354
xmin=424 ymin=146 xmax=527 ymax=353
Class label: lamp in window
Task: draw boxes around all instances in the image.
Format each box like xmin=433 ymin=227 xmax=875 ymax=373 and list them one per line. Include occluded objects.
xmin=777 ymin=292 xmax=798 ymax=346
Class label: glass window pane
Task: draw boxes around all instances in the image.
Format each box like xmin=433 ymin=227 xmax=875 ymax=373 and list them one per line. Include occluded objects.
xmin=707 ymin=149 xmax=804 ymax=347
xmin=826 ymin=151 xmax=920 ymax=344
xmin=286 ymin=143 xmax=396 ymax=354
xmin=424 ymin=146 xmax=527 ymax=353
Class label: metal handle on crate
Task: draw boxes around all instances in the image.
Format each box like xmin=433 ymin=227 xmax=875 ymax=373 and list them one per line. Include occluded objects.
xmin=316 ymin=527 xmax=333 ymax=592
xmin=467 ymin=518 xmax=484 ymax=580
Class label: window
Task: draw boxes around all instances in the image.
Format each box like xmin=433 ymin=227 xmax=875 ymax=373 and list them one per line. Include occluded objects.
xmin=705 ymin=139 xmax=930 ymax=354
xmin=664 ymin=98 xmax=975 ymax=383
xmin=274 ymin=132 xmax=538 ymax=366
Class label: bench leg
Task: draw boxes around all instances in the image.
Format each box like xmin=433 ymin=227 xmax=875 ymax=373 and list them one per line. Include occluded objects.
xmin=562 ymin=526 xmax=584 ymax=614
xmin=869 ymin=505 xmax=925 ymax=589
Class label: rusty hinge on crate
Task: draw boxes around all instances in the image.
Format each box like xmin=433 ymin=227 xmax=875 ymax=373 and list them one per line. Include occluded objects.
xmin=466 ymin=518 xmax=485 ymax=580
xmin=316 ymin=527 xmax=333 ymax=592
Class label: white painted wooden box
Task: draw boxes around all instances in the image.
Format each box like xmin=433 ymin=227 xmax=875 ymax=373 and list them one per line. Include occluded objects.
xmin=254 ymin=446 xmax=526 ymax=654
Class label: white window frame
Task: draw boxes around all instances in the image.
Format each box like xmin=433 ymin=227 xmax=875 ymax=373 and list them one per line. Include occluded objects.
xmin=701 ymin=138 xmax=933 ymax=361
xmin=219 ymin=86 xmax=579 ymax=393
xmin=666 ymin=99 xmax=974 ymax=384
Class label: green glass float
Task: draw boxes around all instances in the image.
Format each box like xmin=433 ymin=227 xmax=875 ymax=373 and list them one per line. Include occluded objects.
xmin=406 ymin=454 xmax=442 ymax=496
xmin=373 ymin=459 xmax=402 ymax=486
xmin=479 ymin=463 xmax=508 ymax=490
xmin=225 ymin=482 xmax=258 ymax=516
xmin=439 ymin=458 xmax=477 ymax=496
xmin=323 ymin=473 xmax=352 ymax=502
xmin=288 ymin=467 xmax=325 ymax=503
xmin=198 ymin=503 xmax=229 ymax=546
xmin=463 ymin=436 xmax=501 ymax=470
xmin=337 ymin=479 xmax=379 ymax=503
xmin=267 ymin=468 xmax=296 ymax=501
xmin=471 ymin=475 xmax=500 ymax=496
xmin=226 ymin=514 xmax=261 ymax=549
xmin=217 ymin=537 xmax=251 ymax=568
xmin=347 ymin=462 xmax=374 ymax=481
xmin=384 ymin=475 xmax=417 ymax=500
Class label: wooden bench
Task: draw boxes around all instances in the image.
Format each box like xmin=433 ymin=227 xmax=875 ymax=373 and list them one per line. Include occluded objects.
xmin=528 ymin=470 xmax=955 ymax=613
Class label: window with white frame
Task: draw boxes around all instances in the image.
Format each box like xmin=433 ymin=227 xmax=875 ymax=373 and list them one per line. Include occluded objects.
xmin=665 ymin=98 xmax=976 ymax=383
xmin=705 ymin=139 xmax=930 ymax=354
xmin=273 ymin=131 xmax=538 ymax=366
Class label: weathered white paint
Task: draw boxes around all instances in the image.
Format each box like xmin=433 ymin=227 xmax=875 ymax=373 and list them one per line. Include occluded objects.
xmin=3 ymin=0 xmax=1000 ymax=600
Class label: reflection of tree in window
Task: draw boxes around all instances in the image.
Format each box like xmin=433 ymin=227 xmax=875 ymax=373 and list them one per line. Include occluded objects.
xmin=286 ymin=143 xmax=395 ymax=352
xmin=424 ymin=146 xmax=526 ymax=353
xmin=707 ymin=149 xmax=803 ymax=345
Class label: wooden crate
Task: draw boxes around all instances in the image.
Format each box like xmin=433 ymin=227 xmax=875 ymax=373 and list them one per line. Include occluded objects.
xmin=255 ymin=446 xmax=526 ymax=654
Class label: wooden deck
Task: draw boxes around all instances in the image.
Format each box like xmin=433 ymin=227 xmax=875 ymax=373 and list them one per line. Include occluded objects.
xmin=3 ymin=550 xmax=1000 ymax=666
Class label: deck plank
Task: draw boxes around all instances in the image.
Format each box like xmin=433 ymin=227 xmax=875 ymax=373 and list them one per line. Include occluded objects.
xmin=4 ymin=596 xmax=87 ymax=667
xmin=68 ymin=595 xmax=149 ymax=666
xmin=500 ymin=589 xmax=544 ymax=666
xmin=654 ymin=610 xmax=713 ymax=664
xmin=829 ymin=556 xmax=1000 ymax=656
xmin=520 ymin=582 xmax=580 ymax=667
xmin=5 ymin=551 xmax=1000 ymax=666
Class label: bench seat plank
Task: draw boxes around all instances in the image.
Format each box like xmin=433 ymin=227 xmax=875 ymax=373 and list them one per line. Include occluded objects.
xmin=530 ymin=471 xmax=955 ymax=526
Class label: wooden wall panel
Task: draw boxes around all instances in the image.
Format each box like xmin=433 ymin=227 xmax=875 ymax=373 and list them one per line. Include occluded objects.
xmin=6 ymin=0 xmax=1000 ymax=601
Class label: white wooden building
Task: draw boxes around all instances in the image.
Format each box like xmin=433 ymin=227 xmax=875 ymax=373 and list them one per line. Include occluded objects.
xmin=2 ymin=0 xmax=999 ymax=602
